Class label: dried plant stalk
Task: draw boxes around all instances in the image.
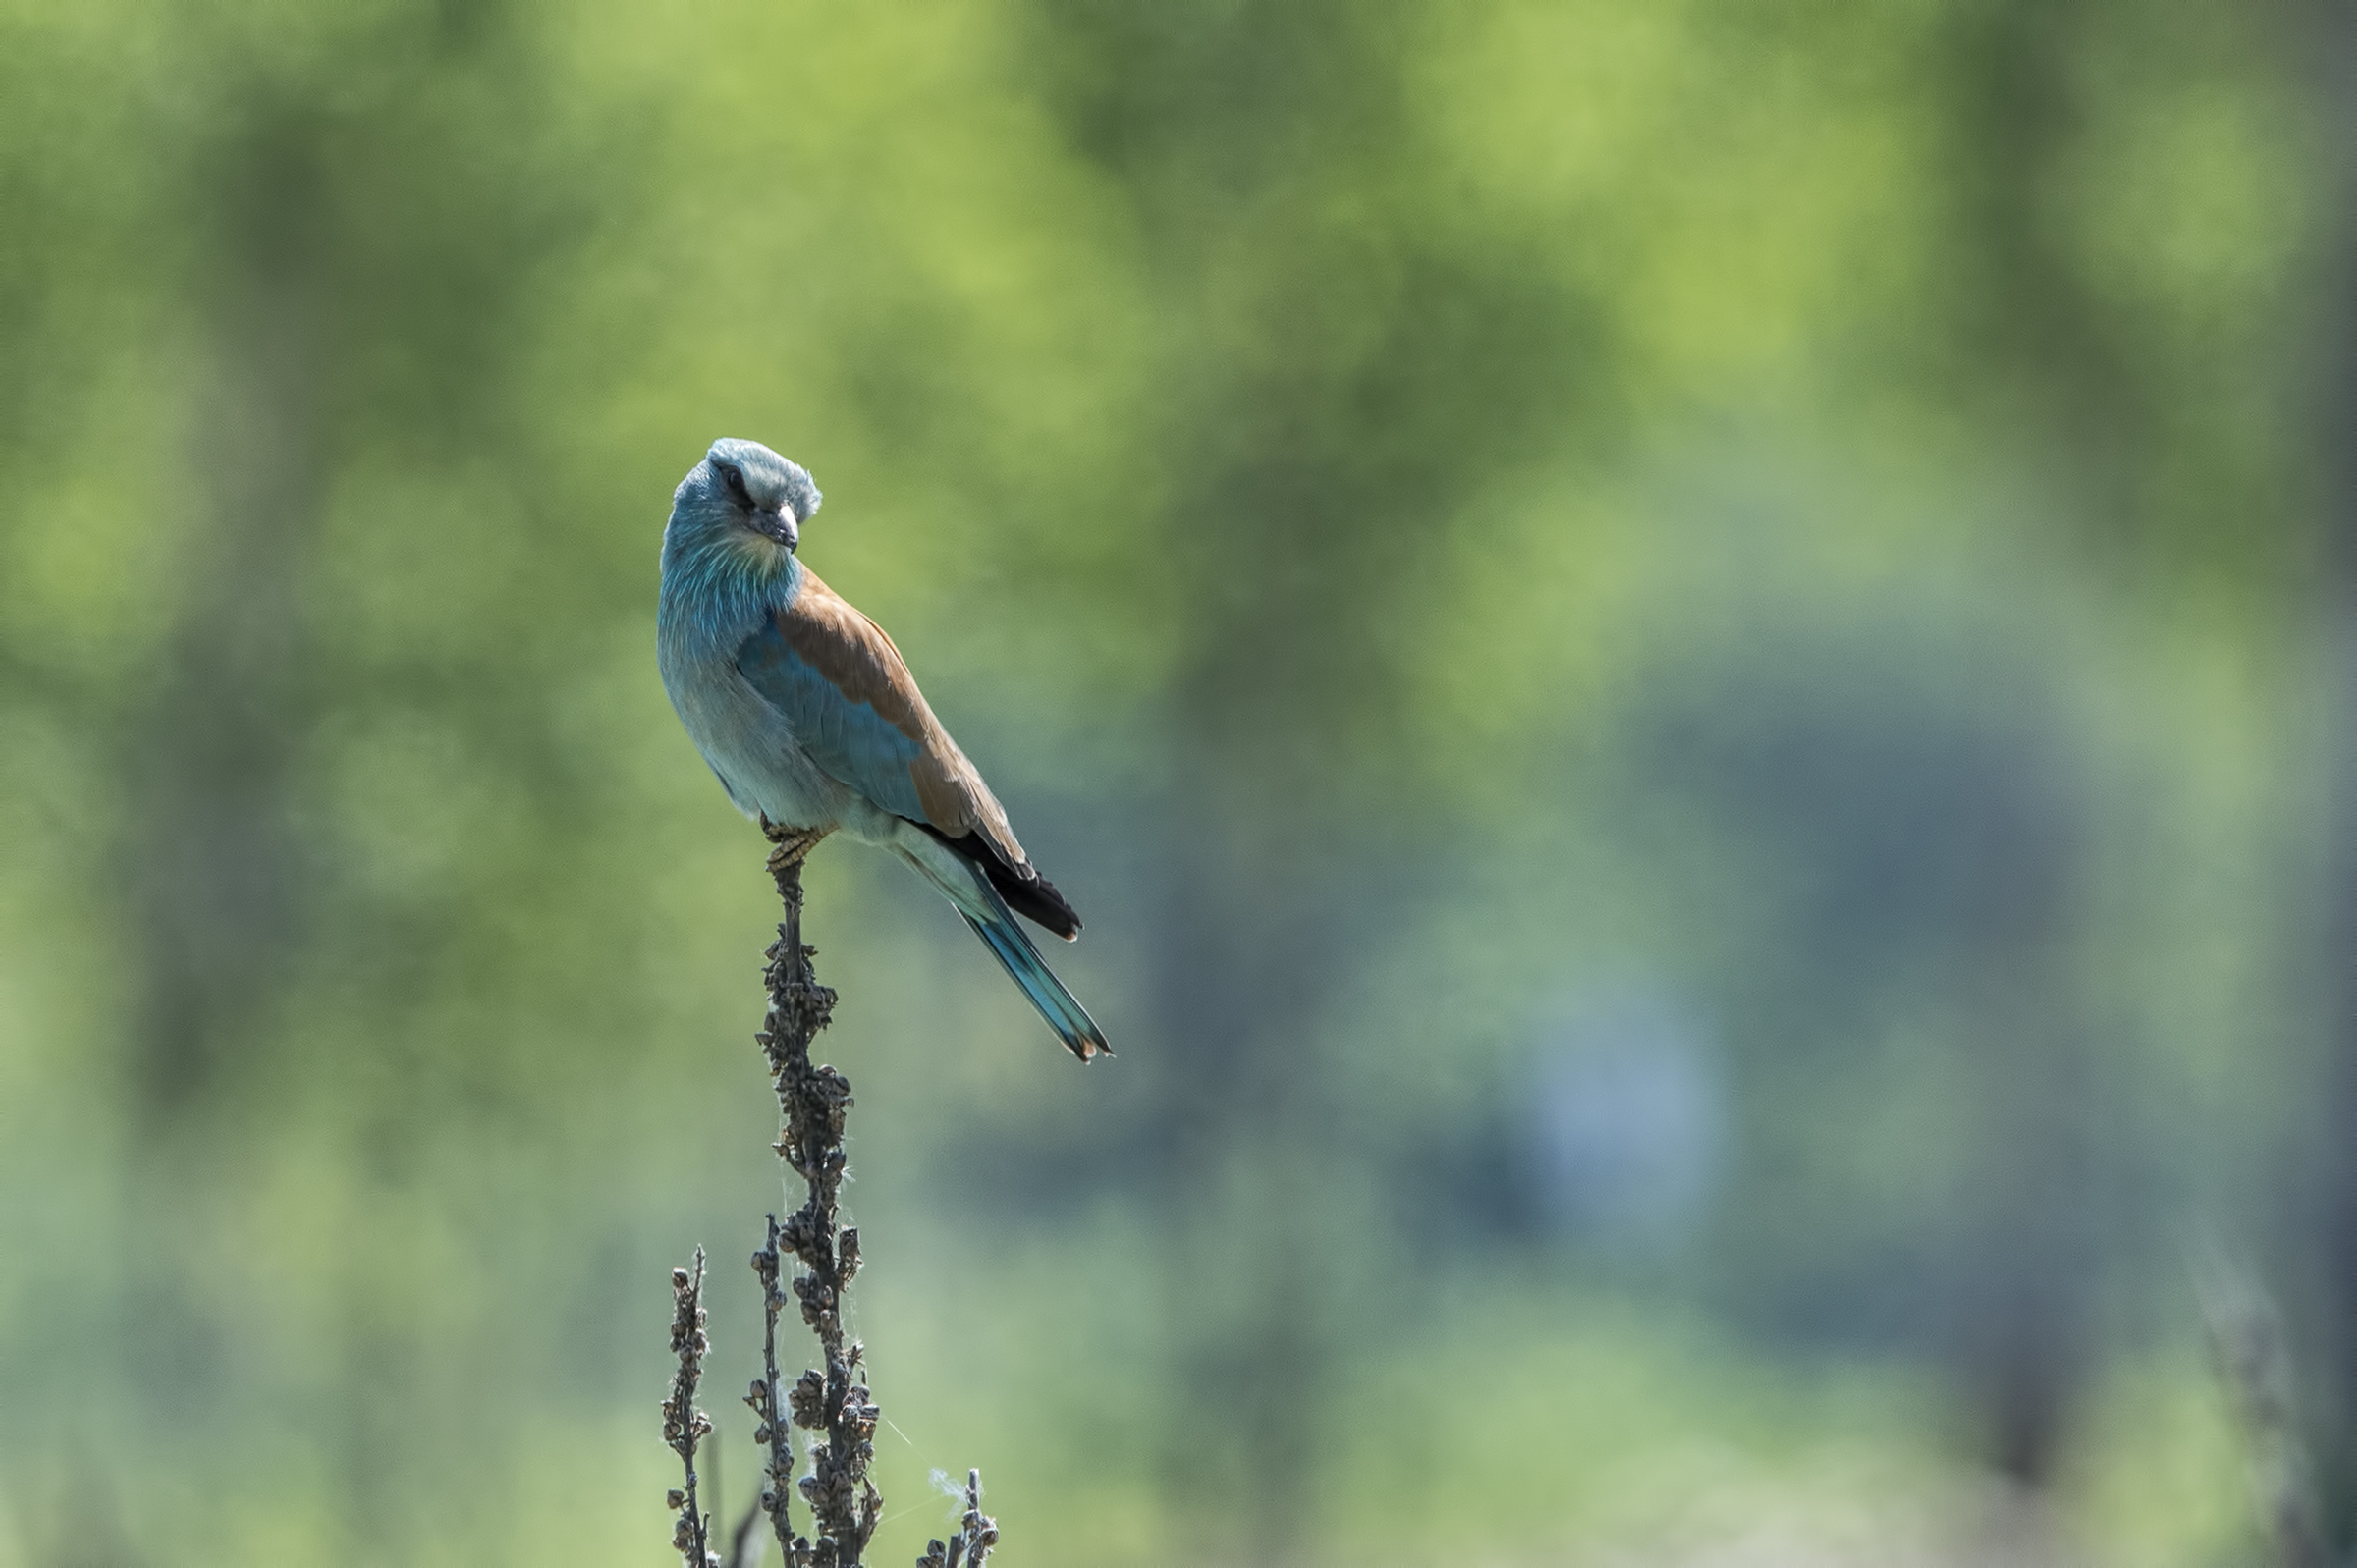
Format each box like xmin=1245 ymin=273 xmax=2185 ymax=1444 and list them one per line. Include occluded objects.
xmin=752 ymin=827 xmax=881 ymax=1567
xmin=916 ymin=1470 xmax=1001 ymax=1568
xmin=669 ymin=825 xmax=1010 ymax=1568
xmin=663 ymin=1249 xmax=719 ymax=1568
xmin=748 ymin=1210 xmax=797 ymax=1559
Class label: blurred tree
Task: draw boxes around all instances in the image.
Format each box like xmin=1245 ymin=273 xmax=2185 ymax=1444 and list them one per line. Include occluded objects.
xmin=2305 ymin=0 xmax=2357 ymax=1544
xmin=1637 ymin=636 xmax=2102 ymax=1484
xmin=1030 ymin=3 xmax=1606 ymax=1553
xmin=136 ymin=95 xmax=329 ymax=1115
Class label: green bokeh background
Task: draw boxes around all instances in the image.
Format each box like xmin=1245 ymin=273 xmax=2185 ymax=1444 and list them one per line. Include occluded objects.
xmin=0 ymin=3 xmax=2343 ymax=1563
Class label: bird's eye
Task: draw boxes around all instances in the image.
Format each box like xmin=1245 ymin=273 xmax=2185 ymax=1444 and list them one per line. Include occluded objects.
xmin=718 ymin=463 xmax=749 ymax=501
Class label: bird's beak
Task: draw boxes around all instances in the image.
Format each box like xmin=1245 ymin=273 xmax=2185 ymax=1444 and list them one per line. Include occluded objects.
xmin=753 ymin=509 xmax=799 ymax=552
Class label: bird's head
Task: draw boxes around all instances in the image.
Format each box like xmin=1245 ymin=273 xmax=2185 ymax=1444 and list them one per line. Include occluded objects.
xmin=682 ymin=437 xmax=823 ymax=556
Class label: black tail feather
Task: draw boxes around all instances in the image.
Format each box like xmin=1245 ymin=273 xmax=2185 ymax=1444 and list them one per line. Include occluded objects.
xmin=919 ymin=826 xmax=1081 ymax=940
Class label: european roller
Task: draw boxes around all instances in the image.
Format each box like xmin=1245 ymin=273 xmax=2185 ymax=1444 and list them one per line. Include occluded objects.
xmin=657 ymin=437 xmax=1109 ymax=1060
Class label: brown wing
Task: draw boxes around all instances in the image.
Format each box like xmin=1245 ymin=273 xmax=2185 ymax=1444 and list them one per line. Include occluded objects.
xmin=772 ymin=567 xmax=1032 ymax=874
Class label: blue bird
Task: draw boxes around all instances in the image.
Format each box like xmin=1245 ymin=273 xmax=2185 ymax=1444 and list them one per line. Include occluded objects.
xmin=657 ymin=437 xmax=1109 ymax=1060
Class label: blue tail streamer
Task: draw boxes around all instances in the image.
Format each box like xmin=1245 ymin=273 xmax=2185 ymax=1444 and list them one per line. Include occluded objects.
xmin=957 ymin=884 xmax=1110 ymax=1060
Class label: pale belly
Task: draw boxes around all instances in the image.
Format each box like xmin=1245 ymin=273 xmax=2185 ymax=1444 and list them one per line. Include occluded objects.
xmin=661 ymin=653 xmax=903 ymax=846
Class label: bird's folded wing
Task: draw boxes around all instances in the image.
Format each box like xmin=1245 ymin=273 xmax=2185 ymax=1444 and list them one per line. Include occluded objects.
xmin=734 ymin=567 xmax=1028 ymax=870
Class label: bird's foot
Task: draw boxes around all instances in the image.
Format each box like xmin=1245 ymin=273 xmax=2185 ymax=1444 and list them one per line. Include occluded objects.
xmin=760 ymin=819 xmax=832 ymax=871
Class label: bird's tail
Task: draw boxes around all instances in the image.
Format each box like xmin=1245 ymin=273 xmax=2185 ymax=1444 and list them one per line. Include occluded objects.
xmin=958 ymin=901 xmax=1111 ymax=1062
xmin=903 ymin=846 xmax=1110 ymax=1061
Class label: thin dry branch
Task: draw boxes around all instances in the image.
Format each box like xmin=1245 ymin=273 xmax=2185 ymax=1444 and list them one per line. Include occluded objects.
xmin=748 ymin=1210 xmax=798 ymax=1561
xmin=916 ymin=1470 xmax=1001 ymax=1568
xmin=664 ymin=1249 xmax=719 ymax=1568
xmin=754 ymin=826 xmax=881 ymax=1567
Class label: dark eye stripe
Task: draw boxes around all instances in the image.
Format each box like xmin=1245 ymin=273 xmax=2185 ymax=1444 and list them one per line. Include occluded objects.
xmin=718 ymin=463 xmax=749 ymax=499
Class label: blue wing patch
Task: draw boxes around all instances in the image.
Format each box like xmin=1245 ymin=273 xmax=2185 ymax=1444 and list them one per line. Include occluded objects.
xmin=734 ymin=614 xmax=932 ymax=824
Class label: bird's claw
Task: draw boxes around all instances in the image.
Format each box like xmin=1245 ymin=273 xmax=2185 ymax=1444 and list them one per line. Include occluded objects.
xmin=760 ymin=819 xmax=831 ymax=870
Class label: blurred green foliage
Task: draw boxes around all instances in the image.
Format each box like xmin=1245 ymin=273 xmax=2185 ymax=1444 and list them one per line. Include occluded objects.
xmin=0 ymin=1 xmax=2338 ymax=1563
